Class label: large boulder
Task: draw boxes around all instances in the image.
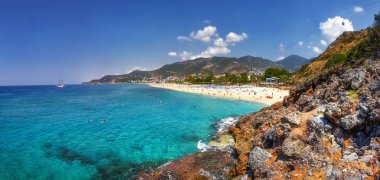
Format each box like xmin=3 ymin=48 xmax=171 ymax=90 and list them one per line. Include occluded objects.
xmin=281 ymin=112 xmax=301 ymax=127
xmin=341 ymin=67 xmax=366 ymax=90
xmin=262 ymin=124 xmax=291 ymax=148
xmin=324 ymin=95 xmax=356 ymax=127
xmin=368 ymin=74 xmax=380 ymax=93
xmin=296 ymin=95 xmax=319 ymax=112
xmin=249 ymin=147 xmax=272 ymax=176
xmin=340 ymin=113 xmax=364 ymax=130
xmin=281 ymin=137 xmax=311 ymax=159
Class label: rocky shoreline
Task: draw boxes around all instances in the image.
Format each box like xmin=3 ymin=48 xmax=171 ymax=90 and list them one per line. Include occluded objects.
xmin=138 ymin=57 xmax=380 ymax=179
xmin=229 ymin=57 xmax=380 ymax=179
xmin=138 ymin=116 xmax=241 ymax=179
xmin=138 ymin=23 xmax=380 ymax=179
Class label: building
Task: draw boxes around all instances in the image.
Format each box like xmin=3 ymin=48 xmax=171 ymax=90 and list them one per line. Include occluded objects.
xmin=265 ymin=77 xmax=279 ymax=84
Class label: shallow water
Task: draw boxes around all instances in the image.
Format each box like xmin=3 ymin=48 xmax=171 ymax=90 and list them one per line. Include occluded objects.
xmin=0 ymin=84 xmax=264 ymax=179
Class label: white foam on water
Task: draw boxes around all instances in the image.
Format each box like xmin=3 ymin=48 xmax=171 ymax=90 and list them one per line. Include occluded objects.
xmin=216 ymin=117 xmax=238 ymax=133
xmin=197 ymin=140 xmax=211 ymax=152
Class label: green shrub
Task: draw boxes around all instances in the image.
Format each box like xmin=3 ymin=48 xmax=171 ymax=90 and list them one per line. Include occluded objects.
xmin=323 ymin=53 xmax=346 ymax=69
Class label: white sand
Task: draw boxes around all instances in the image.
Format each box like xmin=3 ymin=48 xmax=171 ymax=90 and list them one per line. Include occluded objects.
xmin=148 ymin=83 xmax=289 ymax=105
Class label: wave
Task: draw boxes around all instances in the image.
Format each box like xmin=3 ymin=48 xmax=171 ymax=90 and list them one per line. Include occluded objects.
xmin=216 ymin=117 xmax=239 ymax=133
xmin=197 ymin=116 xmax=240 ymax=153
xmin=197 ymin=140 xmax=211 ymax=152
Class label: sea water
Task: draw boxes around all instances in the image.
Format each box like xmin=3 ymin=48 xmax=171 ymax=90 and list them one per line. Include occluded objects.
xmin=0 ymin=84 xmax=264 ymax=179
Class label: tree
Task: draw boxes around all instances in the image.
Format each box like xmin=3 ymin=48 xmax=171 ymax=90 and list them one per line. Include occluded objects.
xmin=264 ymin=68 xmax=290 ymax=78
xmin=186 ymin=75 xmax=195 ymax=83
xmin=239 ymin=73 xmax=249 ymax=84
xmin=204 ymin=72 xmax=214 ymax=83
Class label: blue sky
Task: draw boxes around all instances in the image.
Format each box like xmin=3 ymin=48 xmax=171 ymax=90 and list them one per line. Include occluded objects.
xmin=0 ymin=0 xmax=379 ymax=85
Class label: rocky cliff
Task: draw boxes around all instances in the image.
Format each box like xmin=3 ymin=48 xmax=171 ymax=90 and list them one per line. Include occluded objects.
xmin=229 ymin=57 xmax=380 ymax=179
xmin=139 ymin=20 xmax=380 ymax=179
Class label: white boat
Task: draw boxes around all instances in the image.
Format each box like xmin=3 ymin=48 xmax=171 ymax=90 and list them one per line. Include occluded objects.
xmin=57 ymin=80 xmax=65 ymax=88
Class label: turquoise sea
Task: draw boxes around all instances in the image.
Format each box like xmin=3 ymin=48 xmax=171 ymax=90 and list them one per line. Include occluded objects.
xmin=0 ymin=84 xmax=264 ymax=179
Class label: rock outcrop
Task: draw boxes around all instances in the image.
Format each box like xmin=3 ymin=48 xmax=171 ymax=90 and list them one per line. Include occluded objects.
xmin=139 ymin=27 xmax=380 ymax=179
xmin=230 ymin=57 xmax=380 ymax=179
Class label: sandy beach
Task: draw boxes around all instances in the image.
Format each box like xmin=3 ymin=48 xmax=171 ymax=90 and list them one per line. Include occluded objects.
xmin=148 ymin=83 xmax=289 ymax=105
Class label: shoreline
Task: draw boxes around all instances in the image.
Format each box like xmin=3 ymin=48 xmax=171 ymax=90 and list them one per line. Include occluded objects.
xmin=147 ymin=83 xmax=289 ymax=106
xmin=139 ymin=83 xmax=289 ymax=178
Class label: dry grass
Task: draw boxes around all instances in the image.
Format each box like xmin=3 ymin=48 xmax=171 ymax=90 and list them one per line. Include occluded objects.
xmin=294 ymin=30 xmax=368 ymax=83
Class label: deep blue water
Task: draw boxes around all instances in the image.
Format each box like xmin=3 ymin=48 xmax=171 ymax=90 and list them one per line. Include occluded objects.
xmin=0 ymin=84 xmax=263 ymax=179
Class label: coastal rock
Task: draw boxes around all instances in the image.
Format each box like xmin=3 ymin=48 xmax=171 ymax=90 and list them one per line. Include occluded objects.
xmin=281 ymin=136 xmax=310 ymax=159
xmin=323 ymin=95 xmax=355 ymax=126
xmin=360 ymin=155 xmax=374 ymax=164
xmin=340 ymin=114 xmax=364 ymax=130
xmin=368 ymin=109 xmax=380 ymax=122
xmin=248 ymin=147 xmax=272 ymax=175
xmin=341 ymin=152 xmax=358 ymax=162
xmin=341 ymin=67 xmax=366 ymax=90
xmin=370 ymin=137 xmax=380 ymax=149
xmin=296 ymin=95 xmax=319 ymax=112
xmin=281 ymin=112 xmax=301 ymax=127
xmin=368 ymin=74 xmax=380 ymax=92
xmin=262 ymin=124 xmax=291 ymax=148
xmin=139 ymin=151 xmax=234 ymax=179
xmin=158 ymin=170 xmax=178 ymax=180
xmin=357 ymin=103 xmax=369 ymax=119
xmin=323 ymin=103 xmax=342 ymax=125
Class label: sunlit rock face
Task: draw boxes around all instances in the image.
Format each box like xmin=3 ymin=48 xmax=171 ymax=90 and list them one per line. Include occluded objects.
xmin=229 ymin=57 xmax=380 ymax=179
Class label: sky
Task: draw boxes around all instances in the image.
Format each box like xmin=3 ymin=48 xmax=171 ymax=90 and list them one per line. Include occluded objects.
xmin=0 ymin=0 xmax=379 ymax=85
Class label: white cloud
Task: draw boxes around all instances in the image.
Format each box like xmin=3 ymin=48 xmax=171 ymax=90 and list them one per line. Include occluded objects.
xmin=226 ymin=32 xmax=248 ymax=43
xmin=177 ymin=36 xmax=192 ymax=41
xmin=173 ymin=26 xmax=248 ymax=60
xmin=179 ymin=51 xmax=193 ymax=61
xmin=353 ymin=6 xmax=364 ymax=13
xmin=127 ymin=66 xmax=147 ymax=73
xmin=298 ymin=41 xmax=304 ymax=46
xmin=279 ymin=43 xmax=284 ymax=53
xmin=190 ymin=25 xmax=217 ymax=43
xmin=313 ymin=46 xmax=322 ymax=54
xmin=168 ymin=52 xmax=177 ymax=56
xmin=320 ymin=16 xmax=354 ymax=42
xmin=320 ymin=40 xmax=328 ymax=47
xmin=214 ymin=38 xmax=228 ymax=47
xmin=276 ymin=56 xmax=285 ymax=61
xmin=199 ymin=46 xmax=231 ymax=58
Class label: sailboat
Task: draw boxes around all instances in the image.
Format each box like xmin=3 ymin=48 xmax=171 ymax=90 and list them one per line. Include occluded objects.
xmin=57 ymin=80 xmax=65 ymax=88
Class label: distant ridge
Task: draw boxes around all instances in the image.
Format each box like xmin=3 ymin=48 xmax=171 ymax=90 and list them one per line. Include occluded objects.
xmin=276 ymin=55 xmax=311 ymax=71
xmin=86 ymin=55 xmax=310 ymax=84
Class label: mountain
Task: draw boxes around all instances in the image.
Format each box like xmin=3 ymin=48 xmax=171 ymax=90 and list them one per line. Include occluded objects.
xmin=276 ymin=55 xmax=311 ymax=71
xmin=86 ymin=55 xmax=309 ymax=84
